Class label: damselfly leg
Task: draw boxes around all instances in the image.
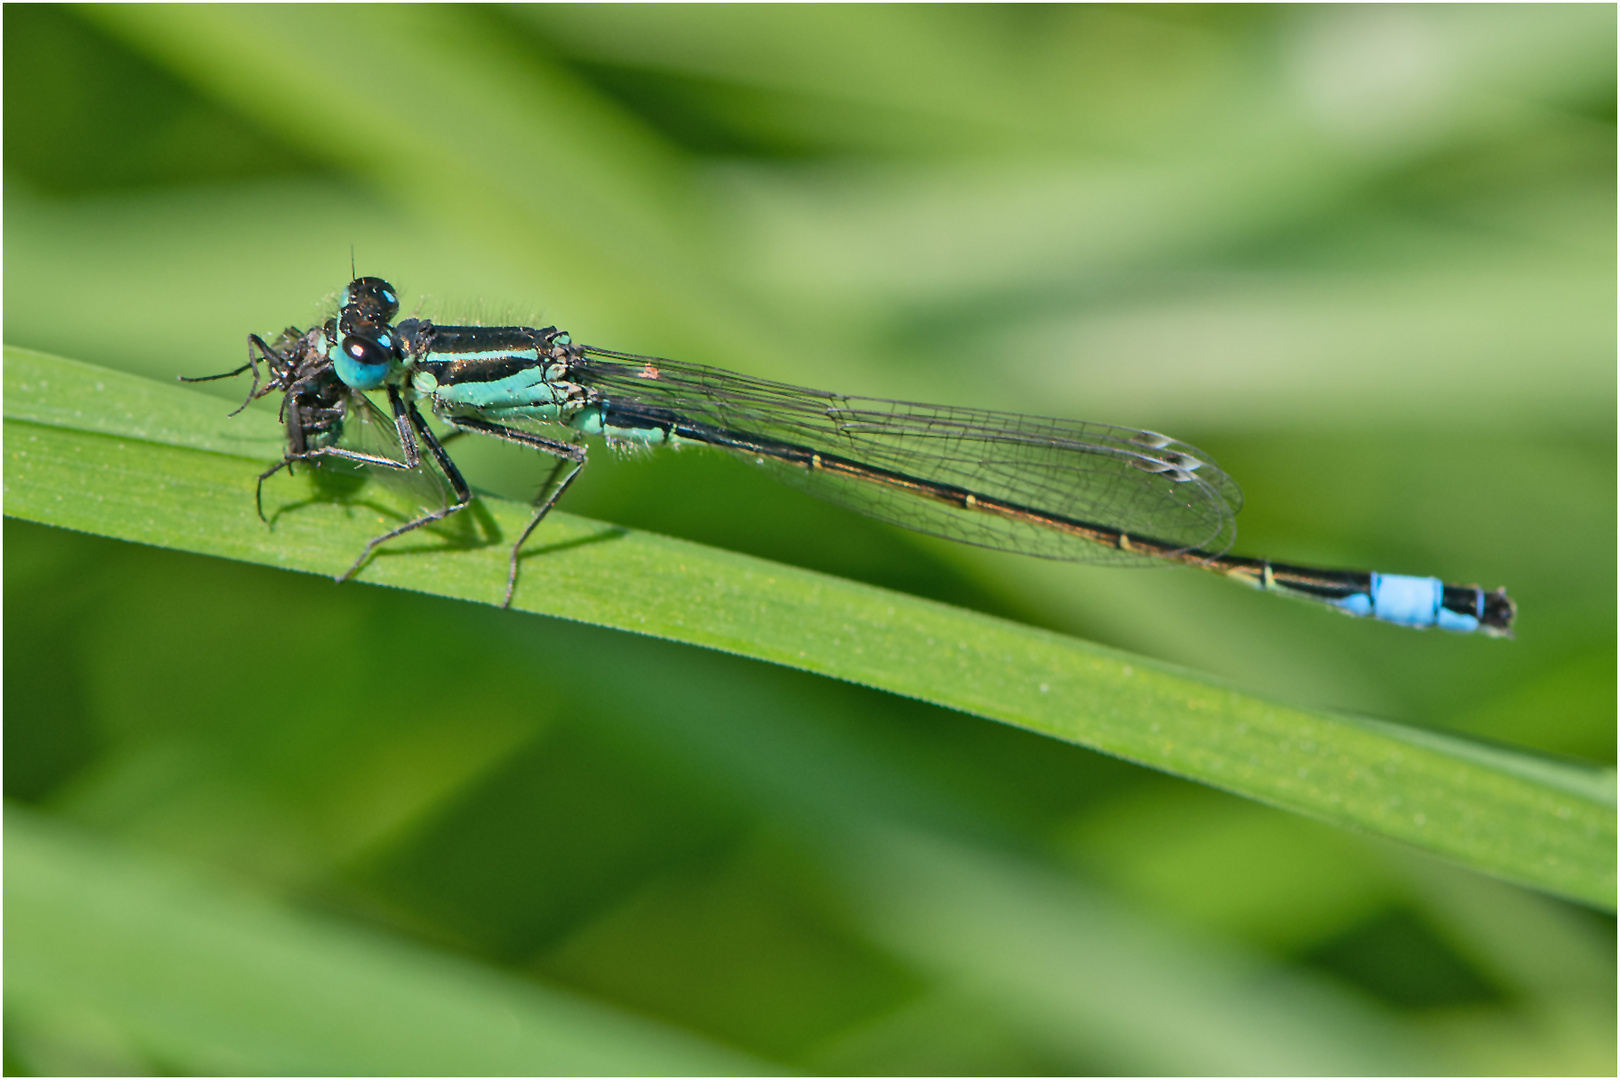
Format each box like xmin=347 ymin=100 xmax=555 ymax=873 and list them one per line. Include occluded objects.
xmin=441 ymin=413 xmax=588 ymax=606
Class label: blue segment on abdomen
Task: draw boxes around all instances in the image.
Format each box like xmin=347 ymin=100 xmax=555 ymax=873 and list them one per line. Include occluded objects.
xmin=1434 ymin=606 xmax=1481 ymax=633
xmin=1333 ymin=593 xmax=1374 ymax=618
xmin=1330 ymin=572 xmax=1481 ymax=632
xmin=1370 ymin=573 xmax=1442 ymax=627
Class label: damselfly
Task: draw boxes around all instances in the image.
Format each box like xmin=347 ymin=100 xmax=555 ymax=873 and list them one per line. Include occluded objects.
xmin=187 ymin=277 xmax=1515 ymax=636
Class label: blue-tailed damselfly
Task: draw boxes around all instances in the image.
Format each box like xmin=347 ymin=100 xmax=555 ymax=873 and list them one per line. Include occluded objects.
xmin=186 ymin=277 xmax=1515 ymax=636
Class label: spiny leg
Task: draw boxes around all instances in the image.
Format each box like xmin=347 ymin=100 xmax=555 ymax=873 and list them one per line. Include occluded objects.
xmin=339 ymin=390 xmax=473 ymax=583
xmin=504 ymin=455 xmax=586 ymax=607
xmin=255 ymin=458 xmax=294 ymax=523
xmin=178 ymin=361 xmax=253 ymax=384
xmin=180 ymin=332 xmax=271 ymax=387
xmin=442 ymin=414 xmax=588 ymax=607
xmin=179 ymin=334 xmax=274 ymax=415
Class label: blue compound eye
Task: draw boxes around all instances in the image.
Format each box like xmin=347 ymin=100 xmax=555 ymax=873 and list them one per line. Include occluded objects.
xmin=333 ymin=333 xmax=395 ymax=389
xmin=343 ymin=334 xmax=391 ymax=367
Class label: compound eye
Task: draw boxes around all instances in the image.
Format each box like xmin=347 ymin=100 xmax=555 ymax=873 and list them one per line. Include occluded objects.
xmin=346 ymin=276 xmax=400 ymax=322
xmin=342 ymin=334 xmax=393 ymax=369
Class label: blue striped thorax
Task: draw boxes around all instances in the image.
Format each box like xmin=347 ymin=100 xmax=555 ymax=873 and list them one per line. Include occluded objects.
xmin=394 ymin=319 xmax=585 ymax=427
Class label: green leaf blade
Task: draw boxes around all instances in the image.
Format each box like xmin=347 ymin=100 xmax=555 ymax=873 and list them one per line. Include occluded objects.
xmin=5 ymin=805 xmax=774 ymax=1075
xmin=4 ymin=347 xmax=1613 ymax=907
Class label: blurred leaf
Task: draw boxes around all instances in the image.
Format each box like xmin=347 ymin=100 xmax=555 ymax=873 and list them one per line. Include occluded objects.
xmin=830 ymin=826 xmax=1440 ymax=1074
xmin=4 ymin=804 xmax=771 ymax=1075
xmin=80 ymin=3 xmax=779 ymax=367
xmin=4 ymin=348 xmax=1614 ymax=907
xmin=0 ymin=5 xmax=319 ymax=195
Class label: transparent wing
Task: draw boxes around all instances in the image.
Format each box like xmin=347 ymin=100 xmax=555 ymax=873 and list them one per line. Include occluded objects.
xmin=336 ymin=388 xmax=452 ymax=521
xmin=570 ymin=348 xmax=1241 ymax=564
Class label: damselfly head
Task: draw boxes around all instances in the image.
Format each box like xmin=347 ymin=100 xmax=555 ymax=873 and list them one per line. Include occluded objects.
xmin=341 ymin=277 xmax=401 ymax=327
xmin=333 ymin=277 xmax=405 ymax=390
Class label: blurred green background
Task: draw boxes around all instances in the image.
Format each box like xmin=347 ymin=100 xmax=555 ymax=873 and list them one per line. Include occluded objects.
xmin=4 ymin=4 xmax=1614 ymax=1074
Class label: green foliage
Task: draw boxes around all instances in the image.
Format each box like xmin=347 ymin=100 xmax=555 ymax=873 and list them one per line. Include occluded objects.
xmin=6 ymin=807 xmax=772 ymax=1075
xmin=5 ymin=5 xmax=1614 ymax=1075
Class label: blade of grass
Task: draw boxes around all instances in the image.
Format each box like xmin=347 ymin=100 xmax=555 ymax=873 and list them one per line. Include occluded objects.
xmin=4 ymin=347 xmax=1613 ymax=908
xmin=4 ymin=805 xmax=772 ymax=1075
